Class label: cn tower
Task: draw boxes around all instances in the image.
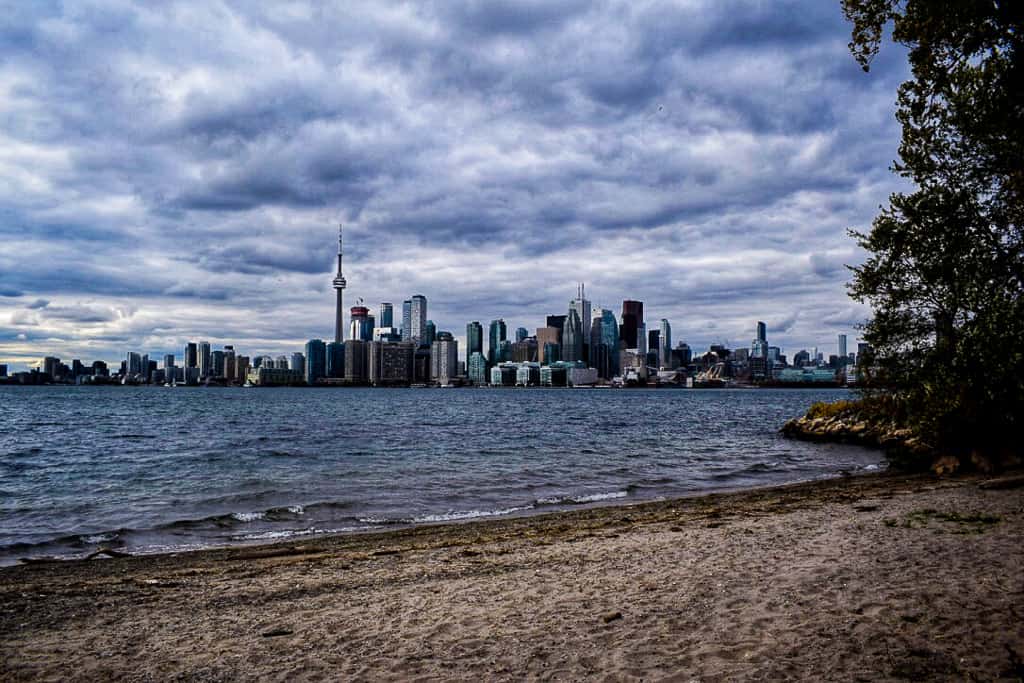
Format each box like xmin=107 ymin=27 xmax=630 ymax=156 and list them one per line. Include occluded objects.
xmin=332 ymin=224 xmax=347 ymax=343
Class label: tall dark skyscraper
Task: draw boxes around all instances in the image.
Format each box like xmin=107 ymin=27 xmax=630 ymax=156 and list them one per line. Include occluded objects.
xmin=305 ymin=339 xmax=327 ymax=385
xmin=562 ymin=309 xmax=583 ymax=362
xmin=184 ymin=342 xmax=197 ymax=368
xmin=488 ymin=319 xmax=507 ymax=365
xmin=332 ymin=226 xmax=347 ymax=344
xmin=620 ymin=300 xmax=644 ymax=349
xmin=757 ymin=321 xmax=767 ymax=343
xmin=466 ymin=321 xmax=483 ymax=357
xmin=379 ymin=302 xmax=394 ymax=328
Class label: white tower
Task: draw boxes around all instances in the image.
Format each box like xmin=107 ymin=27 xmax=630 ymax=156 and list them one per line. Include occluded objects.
xmin=332 ymin=225 xmax=347 ymax=344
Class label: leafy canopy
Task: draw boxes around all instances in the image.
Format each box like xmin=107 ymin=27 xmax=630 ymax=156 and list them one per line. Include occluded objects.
xmin=842 ymin=0 xmax=1023 ymax=455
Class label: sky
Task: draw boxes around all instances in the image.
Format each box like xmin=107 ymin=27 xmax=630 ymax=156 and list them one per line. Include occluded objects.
xmin=0 ymin=0 xmax=910 ymax=370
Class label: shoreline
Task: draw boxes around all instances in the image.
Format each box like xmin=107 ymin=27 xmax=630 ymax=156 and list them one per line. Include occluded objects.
xmin=2 ymin=465 xmax=886 ymax=568
xmin=3 ymin=469 xmax=1022 ymax=679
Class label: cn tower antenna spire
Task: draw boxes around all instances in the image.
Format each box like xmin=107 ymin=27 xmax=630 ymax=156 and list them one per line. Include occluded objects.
xmin=332 ymin=223 xmax=347 ymax=344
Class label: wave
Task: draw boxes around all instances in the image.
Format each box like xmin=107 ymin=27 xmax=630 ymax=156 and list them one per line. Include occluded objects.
xmin=535 ymin=490 xmax=629 ymax=506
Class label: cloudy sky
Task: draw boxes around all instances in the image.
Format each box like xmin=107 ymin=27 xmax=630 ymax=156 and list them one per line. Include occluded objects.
xmin=0 ymin=0 xmax=909 ymax=370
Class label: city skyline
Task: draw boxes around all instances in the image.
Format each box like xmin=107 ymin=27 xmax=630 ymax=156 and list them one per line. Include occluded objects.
xmin=0 ymin=2 xmax=909 ymax=372
xmin=6 ymin=230 xmax=865 ymax=372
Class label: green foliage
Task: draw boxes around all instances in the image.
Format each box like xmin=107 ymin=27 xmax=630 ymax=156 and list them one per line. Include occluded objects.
xmin=805 ymin=399 xmax=859 ymax=420
xmin=842 ymin=0 xmax=1024 ymax=457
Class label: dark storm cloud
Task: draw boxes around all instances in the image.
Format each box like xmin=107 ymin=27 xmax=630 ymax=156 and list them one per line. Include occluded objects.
xmin=0 ymin=0 xmax=910 ymax=367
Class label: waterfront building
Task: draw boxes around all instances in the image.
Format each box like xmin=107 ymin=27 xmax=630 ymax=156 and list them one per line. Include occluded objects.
xmin=345 ymin=339 xmax=369 ymax=383
xmin=536 ymin=326 xmax=561 ymax=364
xmin=305 ymin=339 xmax=327 ymax=384
xmin=413 ymin=347 xmax=432 ymax=383
xmin=332 ymin=226 xmax=347 ymax=343
xmin=369 ymin=341 xmax=414 ymax=386
xmin=326 ymin=341 xmax=345 ymax=378
xmin=466 ymin=321 xmax=483 ymax=358
xmin=163 ymin=354 xmax=174 ymax=383
xmin=424 ymin=320 xmax=437 ymax=348
xmin=289 ymin=352 xmax=305 ymax=372
xmin=539 ymin=364 xmax=567 ymax=386
xmin=467 ymin=352 xmax=487 ymax=384
xmin=0 ymin=364 xmax=6 ymax=378
xmin=430 ymin=333 xmax=458 ymax=385
xmin=647 ymin=330 xmax=659 ymax=367
xmin=599 ymin=309 xmax=620 ymax=376
xmin=379 ymin=302 xmax=394 ymax=328
xmin=590 ymin=316 xmax=611 ymax=379
xmin=488 ymin=319 xmax=507 ymax=365
xmin=224 ymin=346 xmax=236 ymax=381
xmin=636 ymin=322 xmax=647 ymax=357
xmin=516 ymin=362 xmax=541 ymax=386
xmin=562 ymin=309 xmax=583 ymax=362
xmin=236 ymin=356 xmax=250 ymax=383
xmin=489 ymin=363 xmax=518 ymax=386
xmin=659 ymin=319 xmax=672 ymax=369
xmin=515 ymin=327 xmax=529 ymax=343
xmin=211 ymin=350 xmax=225 ymax=378
xmin=184 ymin=342 xmax=197 ymax=369
xmin=777 ymin=367 xmax=838 ymax=384
xmin=42 ymin=356 xmax=60 ymax=379
xmin=620 ymin=300 xmax=644 ymax=349
xmin=248 ymin=366 xmax=304 ymax=386
xmin=410 ymin=295 xmax=427 ymax=346
xmin=838 ymin=334 xmax=848 ymax=364
xmin=92 ymin=360 xmax=108 ymax=377
xmin=569 ymin=283 xmax=591 ymax=357
xmin=198 ymin=341 xmax=211 ymax=378
xmin=401 ymin=300 xmax=412 ymax=342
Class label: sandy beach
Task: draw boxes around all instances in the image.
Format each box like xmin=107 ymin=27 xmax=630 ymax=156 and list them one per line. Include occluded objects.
xmin=2 ymin=471 xmax=1022 ymax=681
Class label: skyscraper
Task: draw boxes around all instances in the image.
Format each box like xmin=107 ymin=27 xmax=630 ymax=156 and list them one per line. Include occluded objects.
xmin=184 ymin=342 xmax=197 ymax=369
xmin=636 ymin=322 xmax=647 ymax=357
xmin=326 ymin=341 xmax=345 ymax=378
xmin=410 ymin=295 xmax=427 ymax=346
xmin=305 ymin=339 xmax=327 ymax=385
xmin=163 ymin=354 xmax=175 ymax=383
xmin=332 ymin=225 xmax=347 ymax=344
xmin=600 ymin=309 xmax=620 ymax=376
xmin=488 ymin=319 xmax=507 ymax=365
xmin=562 ymin=309 xmax=583 ymax=362
xmin=198 ymin=341 xmax=211 ymax=378
xmin=401 ymin=300 xmax=412 ymax=342
xmin=431 ymin=332 xmax=458 ymax=385
xmin=290 ymin=352 xmax=305 ymax=372
xmin=757 ymin=321 xmax=767 ymax=343
xmin=838 ymin=334 xmax=848 ymax=366
xmin=620 ymin=300 xmax=644 ymax=349
xmin=424 ymin=320 xmax=437 ymax=347
xmin=659 ymin=319 xmax=672 ymax=369
xmin=515 ymin=327 xmax=529 ymax=343
xmin=466 ymin=321 xmax=483 ymax=357
xmin=379 ymin=302 xmax=393 ymax=328
xmin=569 ymin=283 xmax=592 ymax=349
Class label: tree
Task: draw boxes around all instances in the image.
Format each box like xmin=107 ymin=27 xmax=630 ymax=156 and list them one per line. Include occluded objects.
xmin=842 ymin=0 xmax=1023 ymax=461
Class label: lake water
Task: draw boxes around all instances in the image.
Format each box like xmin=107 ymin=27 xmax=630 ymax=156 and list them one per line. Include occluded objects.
xmin=0 ymin=385 xmax=882 ymax=564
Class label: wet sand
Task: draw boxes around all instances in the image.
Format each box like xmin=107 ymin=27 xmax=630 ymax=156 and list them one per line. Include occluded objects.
xmin=2 ymin=471 xmax=1023 ymax=681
